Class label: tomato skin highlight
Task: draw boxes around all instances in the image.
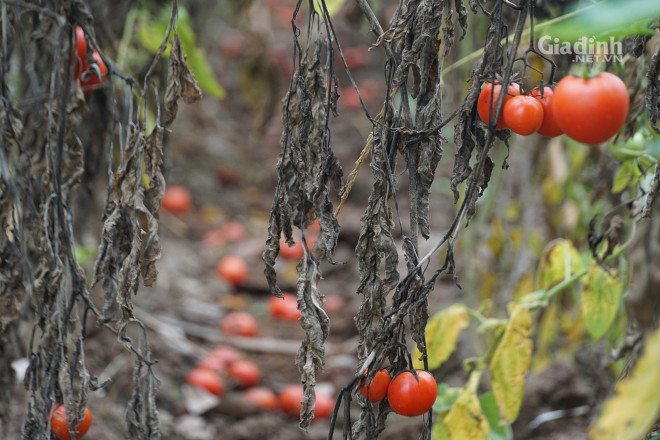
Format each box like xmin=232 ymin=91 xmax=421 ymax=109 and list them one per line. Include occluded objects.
xmin=502 ymin=95 xmax=544 ymax=136
xmin=477 ymin=82 xmax=520 ymax=129
xmin=50 ymin=404 xmax=92 ymax=440
xmin=359 ymin=369 xmax=391 ymax=403
xmin=531 ymin=86 xmax=563 ymax=137
xmin=387 ymin=370 xmax=437 ymax=417
xmin=552 ymin=72 xmax=629 ymax=144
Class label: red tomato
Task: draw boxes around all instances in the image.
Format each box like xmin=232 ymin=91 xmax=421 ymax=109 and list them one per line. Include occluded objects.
xmin=161 ymin=185 xmax=193 ymax=214
xmin=387 ymin=370 xmax=437 ymax=417
xmin=502 ymin=95 xmax=544 ymax=136
xmin=220 ymin=311 xmax=258 ymax=337
xmin=268 ymin=292 xmax=301 ymax=321
xmin=360 ymin=369 xmax=391 ymax=403
xmin=477 ymin=82 xmax=521 ymax=129
xmin=198 ymin=344 xmax=240 ymax=372
xmin=552 ymin=72 xmax=629 ymax=144
xmin=80 ymin=50 xmax=108 ymax=93
xmin=531 ymin=86 xmax=563 ymax=137
xmin=227 ymin=360 xmax=261 ymax=387
xmin=72 ymin=26 xmax=87 ymax=81
xmin=279 ymin=236 xmax=304 ymax=259
xmin=216 ymin=255 xmax=249 ymax=285
xmin=50 ymin=404 xmax=92 ymax=440
xmin=243 ymin=387 xmax=279 ymax=411
xmin=278 ymin=384 xmax=334 ymax=420
xmin=186 ymin=367 xmax=224 ymax=396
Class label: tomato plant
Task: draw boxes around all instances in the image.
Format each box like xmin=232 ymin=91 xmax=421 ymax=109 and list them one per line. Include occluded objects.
xmin=243 ymin=387 xmax=279 ymax=411
xmin=502 ymin=95 xmax=544 ymax=136
xmin=50 ymin=404 xmax=92 ymax=440
xmin=268 ymin=292 xmax=301 ymax=321
xmin=387 ymin=370 xmax=437 ymax=417
xmin=215 ymin=255 xmax=249 ymax=285
xmin=220 ymin=311 xmax=258 ymax=337
xmin=552 ymin=72 xmax=629 ymax=144
xmin=227 ymin=359 xmax=261 ymax=387
xmin=360 ymin=369 xmax=391 ymax=403
xmin=186 ymin=367 xmax=224 ymax=396
xmin=477 ymin=82 xmax=521 ymax=129
xmin=531 ymin=86 xmax=563 ymax=138
xmin=161 ymin=185 xmax=193 ymax=214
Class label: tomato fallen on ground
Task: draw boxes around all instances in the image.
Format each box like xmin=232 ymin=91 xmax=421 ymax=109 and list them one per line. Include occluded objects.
xmin=552 ymin=71 xmax=629 ymax=144
xmin=186 ymin=367 xmax=225 ymax=396
xmin=278 ymin=384 xmax=334 ymax=420
xmin=198 ymin=344 xmax=241 ymax=372
xmin=268 ymin=292 xmax=301 ymax=321
xmin=360 ymin=369 xmax=391 ymax=403
xmin=477 ymin=81 xmax=521 ymax=129
xmin=387 ymin=370 xmax=437 ymax=417
xmin=531 ymin=86 xmax=563 ymax=137
xmin=279 ymin=236 xmax=304 ymax=259
xmin=502 ymin=95 xmax=544 ymax=136
xmin=50 ymin=404 xmax=92 ymax=440
xmin=227 ymin=359 xmax=261 ymax=387
xmin=216 ymin=255 xmax=249 ymax=285
xmin=243 ymin=387 xmax=279 ymax=411
xmin=220 ymin=311 xmax=258 ymax=337
xmin=161 ymin=185 xmax=193 ymax=214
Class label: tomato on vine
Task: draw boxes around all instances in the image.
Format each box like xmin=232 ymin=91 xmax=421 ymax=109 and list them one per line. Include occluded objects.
xmin=531 ymin=86 xmax=563 ymax=138
xmin=80 ymin=50 xmax=108 ymax=92
xmin=50 ymin=404 xmax=92 ymax=440
xmin=477 ymin=81 xmax=521 ymax=129
xmin=387 ymin=370 xmax=437 ymax=417
xmin=359 ymin=369 xmax=391 ymax=403
xmin=502 ymin=95 xmax=544 ymax=136
xmin=72 ymin=26 xmax=87 ymax=81
xmin=552 ymin=72 xmax=629 ymax=144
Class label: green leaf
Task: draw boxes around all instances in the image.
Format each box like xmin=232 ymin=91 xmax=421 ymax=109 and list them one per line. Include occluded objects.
xmin=433 ymin=383 xmax=462 ymax=413
xmin=581 ymin=266 xmax=624 ymax=340
xmin=480 ymin=393 xmax=513 ymax=440
xmin=537 ymin=239 xmax=585 ymax=289
xmin=413 ymin=304 xmax=469 ymax=370
xmin=612 ymin=161 xmax=635 ymax=194
xmin=589 ymin=327 xmax=660 ymax=439
xmin=185 ymin=46 xmax=226 ymax=99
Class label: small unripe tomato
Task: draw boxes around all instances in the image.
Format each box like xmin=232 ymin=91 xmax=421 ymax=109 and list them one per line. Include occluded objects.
xmin=227 ymin=359 xmax=261 ymax=387
xmin=50 ymin=404 xmax=92 ymax=440
xmin=216 ymin=255 xmax=249 ymax=285
xmin=359 ymin=369 xmax=391 ymax=403
xmin=186 ymin=367 xmax=224 ymax=396
xmin=220 ymin=311 xmax=258 ymax=337
xmin=387 ymin=370 xmax=437 ymax=417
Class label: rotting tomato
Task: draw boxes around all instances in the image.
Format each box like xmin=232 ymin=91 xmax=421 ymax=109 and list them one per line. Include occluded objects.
xmin=477 ymin=81 xmax=521 ymax=129
xmin=359 ymin=369 xmax=391 ymax=403
xmin=531 ymin=86 xmax=563 ymax=137
xmin=161 ymin=185 xmax=193 ymax=214
xmin=216 ymin=255 xmax=249 ymax=285
xmin=50 ymin=404 xmax=92 ymax=440
xmin=502 ymin=95 xmax=544 ymax=136
xmin=268 ymin=292 xmax=301 ymax=321
xmin=552 ymin=72 xmax=629 ymax=144
xmin=227 ymin=359 xmax=261 ymax=388
xmin=186 ymin=367 xmax=224 ymax=396
xmin=220 ymin=311 xmax=258 ymax=337
xmin=387 ymin=370 xmax=437 ymax=417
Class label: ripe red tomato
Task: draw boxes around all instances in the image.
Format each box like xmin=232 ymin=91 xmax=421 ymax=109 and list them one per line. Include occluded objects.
xmin=314 ymin=392 xmax=335 ymax=419
xmin=198 ymin=344 xmax=240 ymax=372
xmin=531 ymin=86 xmax=563 ymax=137
xmin=387 ymin=370 xmax=437 ymax=417
xmin=268 ymin=292 xmax=301 ymax=321
xmin=186 ymin=367 xmax=224 ymax=396
xmin=216 ymin=255 xmax=249 ymax=285
xmin=360 ymin=369 xmax=391 ymax=403
xmin=227 ymin=359 xmax=261 ymax=387
xmin=50 ymin=404 xmax=92 ymax=440
xmin=477 ymin=82 xmax=521 ymax=129
xmin=72 ymin=26 xmax=87 ymax=81
xmin=220 ymin=311 xmax=258 ymax=337
xmin=502 ymin=95 xmax=544 ymax=136
xmin=278 ymin=384 xmax=334 ymax=420
xmin=243 ymin=387 xmax=279 ymax=411
xmin=80 ymin=50 xmax=108 ymax=92
xmin=552 ymin=72 xmax=629 ymax=144
xmin=161 ymin=185 xmax=193 ymax=214
xmin=279 ymin=236 xmax=304 ymax=259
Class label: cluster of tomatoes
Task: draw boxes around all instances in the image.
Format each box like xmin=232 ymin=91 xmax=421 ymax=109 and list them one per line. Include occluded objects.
xmin=72 ymin=26 xmax=108 ymax=93
xmin=359 ymin=368 xmax=438 ymax=417
xmin=49 ymin=404 xmax=92 ymax=440
xmin=478 ymin=71 xmax=629 ymax=144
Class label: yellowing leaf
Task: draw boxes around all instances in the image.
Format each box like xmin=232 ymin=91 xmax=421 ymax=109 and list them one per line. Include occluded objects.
xmin=413 ymin=304 xmax=469 ymax=370
xmin=431 ymin=419 xmax=451 ymax=440
xmin=443 ymin=372 xmax=490 ymax=440
xmin=489 ymin=305 xmax=533 ymax=424
xmin=312 ymin=0 xmax=347 ymax=17
xmin=589 ymin=327 xmax=660 ymax=440
xmin=537 ymin=239 xmax=584 ymax=289
xmin=581 ymin=266 xmax=623 ymax=340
